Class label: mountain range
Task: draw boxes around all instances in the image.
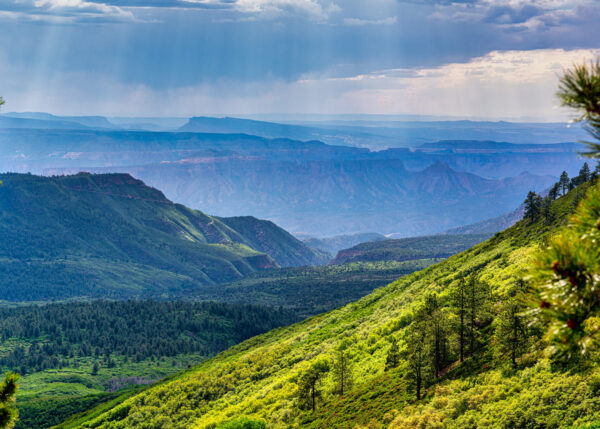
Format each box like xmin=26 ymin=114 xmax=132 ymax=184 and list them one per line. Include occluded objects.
xmin=0 ymin=172 xmax=326 ymax=301
xmin=79 ymin=159 xmax=554 ymax=236
xmin=0 ymin=119 xmax=587 ymax=237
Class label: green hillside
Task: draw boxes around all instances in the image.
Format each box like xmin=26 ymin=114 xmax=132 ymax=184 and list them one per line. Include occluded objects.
xmin=330 ymin=233 xmax=491 ymax=264
xmin=217 ymin=216 xmax=329 ymax=267
xmin=0 ymin=173 xmax=323 ymax=301
xmin=67 ymin=178 xmax=600 ymax=428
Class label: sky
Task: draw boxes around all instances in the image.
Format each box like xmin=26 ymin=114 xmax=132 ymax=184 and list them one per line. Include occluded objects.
xmin=1 ymin=0 xmax=600 ymax=119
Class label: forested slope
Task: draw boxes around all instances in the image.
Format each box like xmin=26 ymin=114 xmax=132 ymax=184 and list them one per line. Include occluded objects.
xmin=0 ymin=173 xmax=323 ymax=301
xmin=70 ymin=176 xmax=600 ymax=428
xmin=330 ymin=233 xmax=491 ymax=264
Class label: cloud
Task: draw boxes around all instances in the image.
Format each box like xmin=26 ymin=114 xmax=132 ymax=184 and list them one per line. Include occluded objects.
xmin=0 ymin=0 xmax=341 ymax=22
xmin=0 ymin=0 xmax=136 ymax=22
xmin=429 ymin=0 xmax=599 ymax=29
xmin=343 ymin=16 xmax=397 ymax=26
xmin=5 ymin=48 xmax=599 ymax=121
xmin=484 ymin=4 xmax=541 ymax=25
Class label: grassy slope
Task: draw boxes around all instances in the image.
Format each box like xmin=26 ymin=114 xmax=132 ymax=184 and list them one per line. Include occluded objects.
xmin=0 ymin=173 xmax=321 ymax=301
xmin=72 ymin=183 xmax=598 ymax=429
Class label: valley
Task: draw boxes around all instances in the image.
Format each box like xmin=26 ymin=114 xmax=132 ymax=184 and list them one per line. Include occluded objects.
xmin=3 ymin=4 xmax=600 ymax=429
xmin=61 ymin=166 xmax=600 ymax=429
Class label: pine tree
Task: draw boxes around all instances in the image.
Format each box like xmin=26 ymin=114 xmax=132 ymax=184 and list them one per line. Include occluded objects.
xmin=452 ymin=278 xmax=468 ymax=362
xmin=423 ymin=294 xmax=449 ymax=378
xmin=494 ymin=298 xmax=527 ymax=368
xmin=559 ymin=171 xmax=570 ymax=195
xmin=541 ymin=196 xmax=554 ymax=225
xmin=579 ymin=162 xmax=591 ymax=184
xmin=524 ymin=191 xmax=542 ymax=220
xmin=332 ymin=349 xmax=353 ymax=396
xmin=548 ymin=182 xmax=560 ymax=200
xmin=402 ymin=315 xmax=430 ymax=400
xmin=296 ymin=359 xmax=330 ymax=412
xmin=466 ymin=275 xmax=489 ymax=356
xmin=557 ymin=60 xmax=600 ymax=158
xmin=385 ymin=337 xmax=401 ymax=370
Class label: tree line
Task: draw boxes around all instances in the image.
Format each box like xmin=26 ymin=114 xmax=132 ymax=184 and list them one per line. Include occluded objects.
xmin=523 ymin=162 xmax=598 ymax=222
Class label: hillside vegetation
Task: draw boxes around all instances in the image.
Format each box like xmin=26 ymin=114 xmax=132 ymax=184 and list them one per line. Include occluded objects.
xmin=0 ymin=301 xmax=295 ymax=429
xmin=192 ymin=260 xmax=438 ymax=317
xmin=331 ymin=233 xmax=491 ymax=264
xmin=0 ymin=173 xmax=325 ymax=301
xmin=69 ymin=172 xmax=599 ymax=428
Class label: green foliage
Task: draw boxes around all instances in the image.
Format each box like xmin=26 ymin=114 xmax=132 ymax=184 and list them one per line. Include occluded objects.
xmin=64 ymin=181 xmax=595 ymax=428
xmin=531 ymin=182 xmax=600 ymax=357
xmin=16 ymin=392 xmax=120 ymax=429
xmin=384 ymin=338 xmax=400 ymax=371
xmin=332 ymin=349 xmax=353 ymax=396
xmin=493 ymin=295 xmax=529 ymax=368
xmin=296 ymin=359 xmax=330 ymax=412
xmin=524 ymin=191 xmax=542 ymax=221
xmin=557 ymin=59 xmax=600 ymax=157
xmin=0 ymin=373 xmax=19 ymax=429
xmin=195 ymin=260 xmax=438 ymax=317
xmin=331 ymin=234 xmax=491 ymax=264
xmin=402 ymin=314 xmax=430 ymax=400
xmin=0 ymin=300 xmax=295 ymax=376
xmin=0 ymin=173 xmax=326 ymax=302
xmin=214 ymin=417 xmax=266 ymax=429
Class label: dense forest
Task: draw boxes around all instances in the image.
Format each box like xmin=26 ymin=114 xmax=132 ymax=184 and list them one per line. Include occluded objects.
xmin=0 ymin=300 xmax=296 ymax=376
xmin=193 ymin=260 xmax=438 ymax=317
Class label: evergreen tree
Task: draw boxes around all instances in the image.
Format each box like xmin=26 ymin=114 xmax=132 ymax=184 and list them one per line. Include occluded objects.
xmin=91 ymin=362 xmax=99 ymax=376
xmin=466 ymin=275 xmax=489 ymax=356
xmin=523 ymin=191 xmax=542 ymax=220
xmin=494 ymin=297 xmax=527 ymax=368
xmin=296 ymin=359 xmax=330 ymax=412
xmin=452 ymin=278 xmax=468 ymax=362
xmin=385 ymin=337 xmax=401 ymax=371
xmin=0 ymin=372 xmax=19 ymax=429
xmin=548 ymin=182 xmax=560 ymax=200
xmin=579 ymin=162 xmax=591 ymax=184
xmin=402 ymin=316 xmax=430 ymax=400
xmin=423 ymin=294 xmax=449 ymax=378
xmin=531 ymin=61 xmax=600 ymax=357
xmin=332 ymin=349 xmax=353 ymax=396
xmin=541 ymin=196 xmax=554 ymax=225
xmin=559 ymin=171 xmax=570 ymax=195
